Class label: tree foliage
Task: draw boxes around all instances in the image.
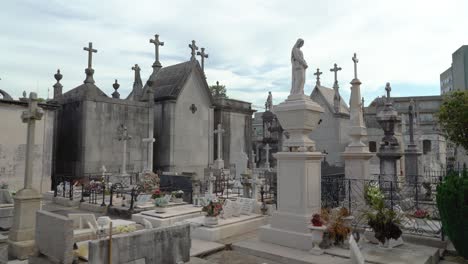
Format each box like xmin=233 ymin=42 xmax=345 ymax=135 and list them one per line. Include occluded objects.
xmin=438 ymin=91 xmax=468 ymax=150
xmin=209 ymin=83 xmax=228 ymax=99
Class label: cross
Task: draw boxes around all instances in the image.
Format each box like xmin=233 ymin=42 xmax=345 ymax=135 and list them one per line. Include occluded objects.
xmin=189 ymin=40 xmax=198 ymax=61
xmin=352 ymin=53 xmax=359 ymax=79
xmin=330 ymin=63 xmax=342 ymax=85
xmin=314 ymin=68 xmax=323 ymax=86
xmin=83 ymin=42 xmax=97 ymax=69
xmin=197 ymin=47 xmax=209 ymax=71
xmin=264 ymin=143 xmax=271 ymax=169
xmin=385 ymin=82 xmax=391 ymax=102
xmin=149 ymin=34 xmax=164 ymax=65
xmin=21 ymin=92 xmax=43 ymax=189
xmin=214 ymin=123 xmax=225 ymax=161
xmin=117 ymin=124 xmax=132 ymax=175
xmin=132 ymin=64 xmax=140 ymax=74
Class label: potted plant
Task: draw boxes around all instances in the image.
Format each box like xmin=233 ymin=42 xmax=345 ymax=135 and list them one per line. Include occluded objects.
xmin=325 ymin=208 xmax=352 ymax=248
xmin=171 ymin=190 xmax=184 ymax=203
xmin=364 ymin=183 xmax=403 ymax=248
xmin=152 ymin=189 xmax=168 ymax=213
xmin=202 ymin=201 xmax=223 ymax=226
xmin=308 ymin=213 xmax=327 ymax=255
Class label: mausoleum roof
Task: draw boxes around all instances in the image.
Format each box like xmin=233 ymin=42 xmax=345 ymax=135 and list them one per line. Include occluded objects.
xmin=313 ymin=85 xmax=349 ymax=115
xmin=62 ymin=82 xmax=108 ymax=101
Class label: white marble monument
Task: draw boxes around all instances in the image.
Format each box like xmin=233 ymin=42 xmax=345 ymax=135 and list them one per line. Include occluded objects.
xmin=341 ymin=54 xmax=373 ymax=193
xmin=259 ymin=39 xmax=325 ymax=250
xmin=8 ymin=92 xmax=44 ymax=259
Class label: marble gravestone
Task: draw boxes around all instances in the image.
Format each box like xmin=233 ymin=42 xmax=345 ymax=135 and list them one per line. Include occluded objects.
xmin=221 ymin=200 xmax=234 ymax=219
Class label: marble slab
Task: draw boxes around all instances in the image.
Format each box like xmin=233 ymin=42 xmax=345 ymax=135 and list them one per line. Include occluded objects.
xmin=188 ymin=214 xmax=263 ymax=228
xmin=141 ymin=204 xmax=202 ymax=219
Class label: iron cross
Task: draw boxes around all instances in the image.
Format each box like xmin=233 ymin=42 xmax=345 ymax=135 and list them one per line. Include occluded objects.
xmin=197 ymin=47 xmax=209 ymax=71
xmin=314 ymin=68 xmax=323 ymax=86
xmin=330 ymin=63 xmax=342 ymax=85
xmin=189 ymin=40 xmax=198 ymax=61
xmin=83 ymin=42 xmax=97 ymax=69
xmin=352 ymin=53 xmax=359 ymax=79
xmin=149 ymin=34 xmax=164 ymax=63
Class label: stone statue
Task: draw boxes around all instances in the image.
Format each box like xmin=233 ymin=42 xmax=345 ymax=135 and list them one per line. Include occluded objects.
xmin=290 ymin=38 xmax=308 ymax=95
xmin=266 ymin=91 xmax=272 ymax=111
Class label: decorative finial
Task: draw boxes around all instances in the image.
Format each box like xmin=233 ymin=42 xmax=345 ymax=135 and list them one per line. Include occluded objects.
xmin=149 ymin=34 xmax=164 ymax=68
xmin=54 ymin=69 xmax=63 ymax=82
xmin=197 ymin=47 xmax=209 ymax=71
xmin=314 ymin=68 xmax=322 ymax=87
xmin=189 ymin=40 xmax=199 ymax=61
xmin=23 ymin=91 xmax=27 ymax=98
xmin=53 ymin=69 xmax=63 ymax=99
xmin=112 ymin=79 xmax=120 ymax=99
xmin=352 ymin=53 xmax=359 ymax=80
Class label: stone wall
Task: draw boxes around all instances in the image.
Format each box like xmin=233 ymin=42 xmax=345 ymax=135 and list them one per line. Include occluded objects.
xmin=34 ymin=210 xmax=74 ymax=264
xmin=88 ymin=223 xmax=191 ymax=264
xmin=0 ymin=100 xmax=56 ymax=193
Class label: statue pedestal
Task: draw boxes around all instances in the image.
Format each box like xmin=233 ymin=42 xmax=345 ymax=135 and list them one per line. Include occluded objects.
xmin=259 ymin=95 xmax=324 ymax=250
xmin=8 ymin=188 xmax=41 ymax=260
xmin=342 ymin=150 xmax=374 ymax=207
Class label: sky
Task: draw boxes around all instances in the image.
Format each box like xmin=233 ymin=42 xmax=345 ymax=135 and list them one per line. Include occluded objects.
xmin=1 ymin=0 xmax=468 ymax=110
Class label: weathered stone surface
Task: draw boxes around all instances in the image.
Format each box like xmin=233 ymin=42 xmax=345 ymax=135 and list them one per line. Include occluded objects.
xmin=88 ymin=223 xmax=191 ymax=264
xmin=33 ymin=210 xmax=74 ymax=264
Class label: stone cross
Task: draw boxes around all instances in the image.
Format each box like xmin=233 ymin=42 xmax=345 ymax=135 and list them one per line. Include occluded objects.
xmin=264 ymin=143 xmax=271 ymax=169
xmin=142 ymin=137 xmax=155 ymax=172
xmin=132 ymin=64 xmax=141 ymax=77
xmin=83 ymin=42 xmax=97 ymax=69
xmin=408 ymin=99 xmax=415 ymax=144
xmin=208 ymin=171 xmax=216 ymax=195
xmin=214 ymin=123 xmax=225 ymax=161
xmin=385 ymin=82 xmax=391 ymax=103
xmin=314 ymin=68 xmax=322 ymax=87
xmin=352 ymin=53 xmax=359 ymax=79
xmin=117 ymin=125 xmax=132 ymax=176
xmin=149 ymin=34 xmax=164 ymax=66
xmin=330 ymin=63 xmax=342 ymax=86
xmin=21 ymin=92 xmax=43 ymax=189
xmin=197 ymin=47 xmax=209 ymax=71
xmin=189 ymin=40 xmax=198 ymax=61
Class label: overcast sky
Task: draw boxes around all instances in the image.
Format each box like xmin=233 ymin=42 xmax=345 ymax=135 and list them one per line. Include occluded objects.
xmin=1 ymin=0 xmax=467 ymax=109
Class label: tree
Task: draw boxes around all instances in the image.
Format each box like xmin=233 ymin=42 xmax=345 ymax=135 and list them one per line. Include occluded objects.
xmin=209 ymin=82 xmax=228 ymax=99
xmin=437 ymin=91 xmax=468 ymax=150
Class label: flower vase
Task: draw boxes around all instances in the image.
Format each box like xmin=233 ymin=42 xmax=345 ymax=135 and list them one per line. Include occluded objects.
xmin=204 ymin=216 xmax=218 ymax=226
xmin=308 ymin=225 xmax=327 ymax=255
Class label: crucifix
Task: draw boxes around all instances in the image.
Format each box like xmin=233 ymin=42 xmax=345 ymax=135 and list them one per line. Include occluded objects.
xmin=314 ymin=68 xmax=322 ymax=87
xmin=189 ymin=40 xmax=198 ymax=61
xmin=197 ymin=47 xmax=209 ymax=71
xmin=21 ymin=92 xmax=43 ymax=189
xmin=264 ymin=143 xmax=271 ymax=169
xmin=352 ymin=53 xmax=359 ymax=79
xmin=83 ymin=42 xmax=97 ymax=69
xmin=142 ymin=137 xmax=155 ymax=172
xmin=214 ymin=123 xmax=225 ymax=165
xmin=149 ymin=34 xmax=164 ymax=66
xmin=117 ymin=125 xmax=132 ymax=176
xmin=330 ymin=63 xmax=342 ymax=86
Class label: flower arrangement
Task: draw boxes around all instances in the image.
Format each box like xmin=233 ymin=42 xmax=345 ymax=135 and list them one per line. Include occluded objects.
xmin=323 ymin=207 xmax=352 ymax=245
xmin=311 ymin=214 xmax=323 ymax=227
xmin=172 ymin=190 xmax=184 ymax=199
xmin=151 ymin=189 xmax=163 ymax=199
xmin=141 ymin=171 xmax=160 ymax=193
xmin=364 ymin=183 xmax=402 ymax=245
xmin=413 ymin=209 xmax=430 ymax=219
xmin=202 ymin=201 xmax=223 ymax=217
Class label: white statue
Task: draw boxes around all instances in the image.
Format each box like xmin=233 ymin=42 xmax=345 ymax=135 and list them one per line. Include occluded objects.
xmin=290 ymin=38 xmax=308 ymax=95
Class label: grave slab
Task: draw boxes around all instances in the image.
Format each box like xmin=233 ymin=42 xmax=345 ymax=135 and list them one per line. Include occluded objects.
xmin=132 ymin=204 xmax=203 ymax=228
xmin=188 ymin=214 xmax=267 ymax=242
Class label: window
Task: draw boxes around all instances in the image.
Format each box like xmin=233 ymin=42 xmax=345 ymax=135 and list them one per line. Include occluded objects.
xmin=369 ymin=141 xmax=377 ymax=152
xmin=423 ymin=140 xmax=431 ymax=154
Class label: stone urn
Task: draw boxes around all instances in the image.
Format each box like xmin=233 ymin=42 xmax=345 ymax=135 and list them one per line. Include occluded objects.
xmin=204 ymin=216 xmax=219 ymax=226
xmin=308 ymin=225 xmax=327 ymax=255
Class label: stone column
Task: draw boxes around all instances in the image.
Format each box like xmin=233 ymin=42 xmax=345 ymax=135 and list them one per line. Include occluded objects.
xmin=341 ymin=56 xmax=373 ymax=206
xmin=264 ymin=143 xmax=271 ymax=169
xmin=142 ymin=138 xmax=155 ymax=172
xmin=259 ymin=93 xmax=324 ymax=251
xmin=214 ymin=123 xmax=225 ymax=169
xmin=9 ymin=92 xmax=43 ymax=259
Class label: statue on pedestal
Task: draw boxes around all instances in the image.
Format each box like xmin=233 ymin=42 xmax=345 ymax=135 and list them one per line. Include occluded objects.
xmin=290 ymin=38 xmax=308 ymax=95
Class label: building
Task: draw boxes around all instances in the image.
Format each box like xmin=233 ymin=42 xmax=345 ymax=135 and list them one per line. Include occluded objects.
xmin=0 ymin=90 xmax=58 ymax=193
xmin=440 ymin=45 xmax=468 ymax=94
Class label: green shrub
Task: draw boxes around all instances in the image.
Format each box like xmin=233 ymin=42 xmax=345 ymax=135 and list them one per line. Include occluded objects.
xmin=436 ymin=170 xmax=468 ymax=259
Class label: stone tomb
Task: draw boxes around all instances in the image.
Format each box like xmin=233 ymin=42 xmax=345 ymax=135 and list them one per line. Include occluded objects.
xmin=189 ymin=198 xmax=266 ymax=242
xmin=132 ymin=204 xmax=203 ymax=228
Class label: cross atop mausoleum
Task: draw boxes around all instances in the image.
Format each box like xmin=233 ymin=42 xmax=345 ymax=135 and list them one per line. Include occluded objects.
xmin=149 ymin=34 xmax=164 ymax=67
xmin=314 ymin=68 xmax=322 ymax=87
xmin=330 ymin=63 xmax=342 ymax=87
xmin=197 ymin=47 xmax=209 ymax=71
xmin=83 ymin=42 xmax=97 ymax=69
xmin=189 ymin=40 xmax=199 ymax=61
xmin=352 ymin=53 xmax=359 ymax=79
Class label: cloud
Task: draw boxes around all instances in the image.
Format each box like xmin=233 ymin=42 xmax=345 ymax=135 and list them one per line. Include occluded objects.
xmin=1 ymin=0 xmax=467 ymax=106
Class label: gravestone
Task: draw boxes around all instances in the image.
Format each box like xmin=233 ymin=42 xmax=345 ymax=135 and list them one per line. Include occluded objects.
xmin=221 ymin=200 xmax=234 ymax=219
